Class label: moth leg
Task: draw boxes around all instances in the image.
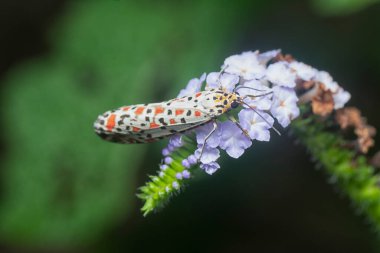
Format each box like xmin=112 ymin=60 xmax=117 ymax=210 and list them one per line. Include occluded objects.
xmin=227 ymin=114 xmax=250 ymax=139
xmin=198 ymin=119 xmax=218 ymax=163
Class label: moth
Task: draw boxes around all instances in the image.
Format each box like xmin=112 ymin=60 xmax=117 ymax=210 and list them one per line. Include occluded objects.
xmin=93 ymin=88 xmax=277 ymax=144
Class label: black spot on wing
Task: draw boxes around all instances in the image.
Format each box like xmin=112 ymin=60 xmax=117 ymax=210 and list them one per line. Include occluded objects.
xmin=159 ymin=118 xmax=168 ymax=126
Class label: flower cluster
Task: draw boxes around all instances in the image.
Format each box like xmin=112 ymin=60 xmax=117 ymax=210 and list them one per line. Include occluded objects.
xmin=138 ymin=49 xmax=374 ymax=216
xmin=158 ymin=50 xmax=351 ymax=176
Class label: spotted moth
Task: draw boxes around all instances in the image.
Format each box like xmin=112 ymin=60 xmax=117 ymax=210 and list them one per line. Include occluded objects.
xmin=93 ymin=89 xmax=248 ymax=143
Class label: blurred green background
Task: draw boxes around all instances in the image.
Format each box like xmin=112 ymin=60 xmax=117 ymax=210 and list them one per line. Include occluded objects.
xmin=0 ymin=0 xmax=379 ymax=252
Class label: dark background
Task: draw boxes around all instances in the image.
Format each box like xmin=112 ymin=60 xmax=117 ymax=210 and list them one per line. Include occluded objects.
xmin=0 ymin=0 xmax=380 ymax=252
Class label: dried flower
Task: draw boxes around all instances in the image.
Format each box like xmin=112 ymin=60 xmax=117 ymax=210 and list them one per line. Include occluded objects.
xmin=311 ymin=84 xmax=335 ymax=116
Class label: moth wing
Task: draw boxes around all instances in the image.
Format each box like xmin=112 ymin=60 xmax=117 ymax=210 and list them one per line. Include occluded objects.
xmin=94 ymin=91 xmax=213 ymax=144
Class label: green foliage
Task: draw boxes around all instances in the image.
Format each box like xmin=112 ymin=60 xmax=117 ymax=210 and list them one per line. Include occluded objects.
xmin=138 ymin=137 xmax=197 ymax=216
xmin=291 ymin=111 xmax=380 ymax=231
xmin=0 ymin=0 xmax=257 ymax=248
xmin=311 ymin=0 xmax=379 ymax=15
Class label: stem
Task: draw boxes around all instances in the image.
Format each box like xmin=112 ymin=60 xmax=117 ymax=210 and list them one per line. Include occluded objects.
xmin=291 ymin=114 xmax=380 ymax=231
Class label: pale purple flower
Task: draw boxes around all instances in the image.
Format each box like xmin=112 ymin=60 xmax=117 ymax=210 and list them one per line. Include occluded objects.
xmin=177 ymin=73 xmax=206 ymax=97
xmin=182 ymin=170 xmax=191 ymax=179
xmin=314 ymin=71 xmax=339 ymax=92
xmin=218 ymin=121 xmax=252 ymax=158
xmin=172 ymin=181 xmax=179 ymax=189
xmin=164 ymin=156 xmax=173 ymax=164
xmin=223 ymin=51 xmax=266 ymax=80
xmin=167 ymin=144 xmax=175 ymax=152
xmin=200 ymin=162 xmax=220 ymax=175
xmin=187 ymin=154 xmax=197 ymax=165
xmin=271 ymin=86 xmax=300 ymax=127
xmin=169 ymin=135 xmax=183 ymax=148
xmin=206 ymin=72 xmax=239 ymax=92
xmin=195 ymin=122 xmax=221 ymax=148
xmin=238 ymin=109 xmax=274 ymax=142
xmin=159 ymin=171 xmax=165 ymax=177
xmin=182 ymin=159 xmax=191 ymax=168
xmin=333 ymin=88 xmax=351 ymax=109
xmin=162 ymin=148 xmax=170 ymax=156
xmin=160 ymin=164 xmax=168 ymax=171
xmin=195 ymin=144 xmax=220 ymax=164
xmin=176 ymin=173 xmax=183 ymax=180
xmin=266 ymin=61 xmax=297 ymax=88
xmin=289 ymin=61 xmax=317 ymax=81
xmin=237 ymin=79 xmax=273 ymax=111
xmin=257 ymin=49 xmax=281 ymax=65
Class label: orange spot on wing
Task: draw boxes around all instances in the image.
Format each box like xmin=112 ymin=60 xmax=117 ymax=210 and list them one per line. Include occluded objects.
xmin=150 ymin=122 xmax=160 ymax=128
xmin=122 ymin=106 xmax=130 ymax=111
xmin=195 ymin=92 xmax=202 ymax=98
xmin=169 ymin=119 xmax=177 ymax=124
xmin=135 ymin=107 xmax=145 ymax=115
xmin=175 ymin=109 xmax=184 ymax=116
xmin=155 ymin=106 xmax=164 ymax=115
xmin=195 ymin=110 xmax=202 ymax=117
xmin=132 ymin=127 xmax=140 ymax=132
xmin=106 ymin=114 xmax=116 ymax=131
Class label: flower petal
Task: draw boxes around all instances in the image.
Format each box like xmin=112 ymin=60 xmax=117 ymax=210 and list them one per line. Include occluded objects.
xmin=219 ymin=121 xmax=252 ymax=158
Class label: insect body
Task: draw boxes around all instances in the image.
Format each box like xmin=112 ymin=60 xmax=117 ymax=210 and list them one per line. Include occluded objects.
xmin=94 ymin=89 xmax=240 ymax=144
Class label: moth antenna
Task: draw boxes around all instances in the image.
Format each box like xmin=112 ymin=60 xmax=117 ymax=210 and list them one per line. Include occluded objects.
xmin=239 ymin=99 xmax=281 ymax=136
xmin=243 ymin=91 xmax=273 ymax=99
xmin=234 ymin=85 xmax=267 ymax=93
